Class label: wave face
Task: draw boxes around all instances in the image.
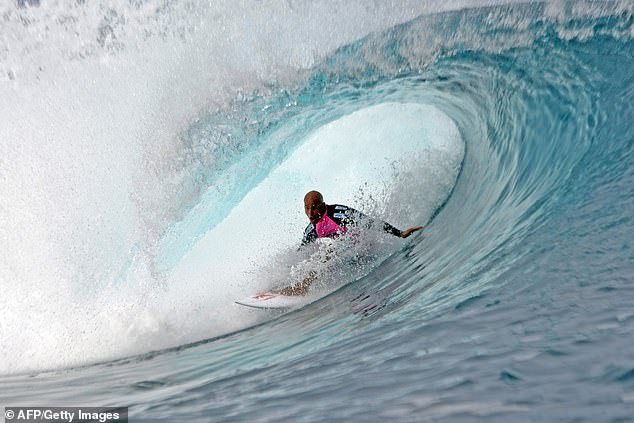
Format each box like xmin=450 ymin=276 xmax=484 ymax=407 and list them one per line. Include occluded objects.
xmin=1 ymin=1 xmax=634 ymax=421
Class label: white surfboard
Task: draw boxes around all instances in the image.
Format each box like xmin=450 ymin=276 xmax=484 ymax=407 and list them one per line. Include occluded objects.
xmin=235 ymin=292 xmax=305 ymax=309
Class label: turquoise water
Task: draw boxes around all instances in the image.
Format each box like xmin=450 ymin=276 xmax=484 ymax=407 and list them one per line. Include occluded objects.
xmin=1 ymin=1 xmax=634 ymax=421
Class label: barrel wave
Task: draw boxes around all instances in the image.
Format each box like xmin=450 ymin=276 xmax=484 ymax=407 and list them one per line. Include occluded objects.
xmin=1 ymin=1 xmax=633 ymax=421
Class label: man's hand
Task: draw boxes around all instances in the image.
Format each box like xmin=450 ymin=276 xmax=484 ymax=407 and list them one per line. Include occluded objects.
xmin=400 ymin=226 xmax=424 ymax=238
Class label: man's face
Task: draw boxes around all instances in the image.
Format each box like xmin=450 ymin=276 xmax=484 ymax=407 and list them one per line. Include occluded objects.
xmin=304 ymin=195 xmax=326 ymax=224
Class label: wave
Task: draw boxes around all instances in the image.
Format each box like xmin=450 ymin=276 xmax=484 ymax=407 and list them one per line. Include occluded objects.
xmin=0 ymin=0 xmax=632 ymax=375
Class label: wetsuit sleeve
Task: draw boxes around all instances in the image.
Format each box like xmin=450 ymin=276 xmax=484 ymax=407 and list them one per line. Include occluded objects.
xmin=342 ymin=207 xmax=403 ymax=237
xmin=301 ymin=223 xmax=318 ymax=246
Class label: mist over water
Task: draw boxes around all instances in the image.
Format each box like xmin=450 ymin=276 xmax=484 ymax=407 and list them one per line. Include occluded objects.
xmin=1 ymin=1 xmax=634 ymax=422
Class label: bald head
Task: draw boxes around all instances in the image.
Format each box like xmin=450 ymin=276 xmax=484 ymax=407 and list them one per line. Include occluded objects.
xmin=304 ymin=190 xmax=323 ymax=204
xmin=304 ymin=190 xmax=326 ymax=224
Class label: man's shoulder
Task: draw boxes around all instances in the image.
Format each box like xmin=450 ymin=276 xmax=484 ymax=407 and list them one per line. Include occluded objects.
xmin=301 ymin=223 xmax=317 ymax=245
xmin=303 ymin=222 xmax=316 ymax=235
xmin=327 ymin=204 xmax=351 ymax=214
xmin=327 ymin=204 xmax=359 ymax=222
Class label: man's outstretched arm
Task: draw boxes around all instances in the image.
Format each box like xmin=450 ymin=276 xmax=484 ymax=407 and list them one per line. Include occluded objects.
xmin=345 ymin=207 xmax=423 ymax=238
xmin=400 ymin=226 xmax=423 ymax=238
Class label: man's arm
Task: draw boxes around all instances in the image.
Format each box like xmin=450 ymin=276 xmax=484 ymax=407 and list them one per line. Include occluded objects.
xmin=343 ymin=207 xmax=422 ymax=238
xmin=300 ymin=223 xmax=318 ymax=247
xmin=399 ymin=226 xmax=423 ymax=238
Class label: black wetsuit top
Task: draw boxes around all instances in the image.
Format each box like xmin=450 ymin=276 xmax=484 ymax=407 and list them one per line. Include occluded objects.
xmin=301 ymin=204 xmax=402 ymax=246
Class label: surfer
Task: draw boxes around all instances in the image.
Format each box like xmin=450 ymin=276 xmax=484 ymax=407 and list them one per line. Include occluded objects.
xmin=301 ymin=190 xmax=423 ymax=244
xmin=279 ymin=190 xmax=423 ymax=295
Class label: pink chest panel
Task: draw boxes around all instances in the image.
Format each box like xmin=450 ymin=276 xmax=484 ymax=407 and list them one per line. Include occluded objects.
xmin=316 ymin=214 xmax=347 ymax=238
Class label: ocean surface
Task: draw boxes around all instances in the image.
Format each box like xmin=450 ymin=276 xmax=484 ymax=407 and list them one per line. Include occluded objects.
xmin=1 ymin=0 xmax=633 ymax=421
